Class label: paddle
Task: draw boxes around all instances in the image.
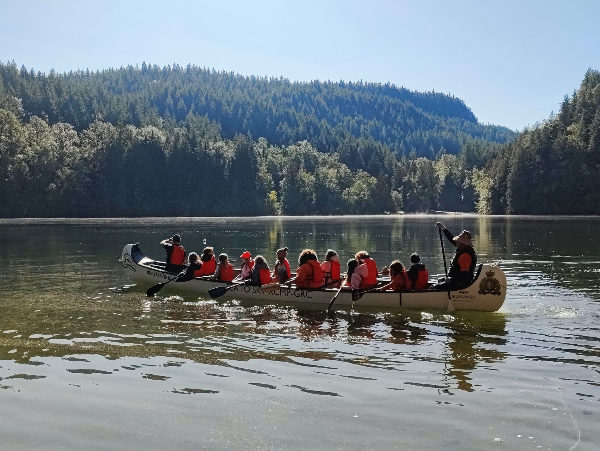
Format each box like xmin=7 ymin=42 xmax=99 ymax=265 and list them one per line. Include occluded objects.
xmin=437 ymin=224 xmax=455 ymax=312
xmin=208 ymin=281 xmax=246 ymax=299
xmin=146 ymin=270 xmax=186 ymax=297
xmin=326 ymin=286 xmax=344 ymax=311
xmin=351 ymin=285 xmax=383 ymax=303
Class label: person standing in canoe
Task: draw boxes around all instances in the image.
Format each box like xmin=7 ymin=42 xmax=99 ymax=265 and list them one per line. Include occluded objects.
xmin=406 ymin=253 xmax=429 ymax=290
xmin=273 ymin=247 xmax=291 ymax=283
xmin=321 ymin=250 xmax=342 ymax=288
xmin=248 ymin=255 xmax=272 ymax=286
xmin=194 ymin=247 xmax=216 ymax=277
xmin=435 ymin=223 xmax=477 ymax=290
xmin=211 ymin=253 xmax=234 ymax=282
xmin=237 ymin=251 xmax=254 ymax=280
xmin=292 ymin=249 xmax=324 ymax=289
xmin=354 ymin=251 xmax=379 ymax=289
xmin=160 ymin=234 xmax=186 ymax=273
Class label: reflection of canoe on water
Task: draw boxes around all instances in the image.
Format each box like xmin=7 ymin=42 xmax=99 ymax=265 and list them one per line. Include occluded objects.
xmin=120 ymin=244 xmax=507 ymax=312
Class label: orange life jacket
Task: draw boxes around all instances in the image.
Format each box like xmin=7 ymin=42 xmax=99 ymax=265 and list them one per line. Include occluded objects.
xmin=361 ymin=257 xmax=378 ymax=288
xmin=198 ymin=255 xmax=216 ymax=276
xmin=169 ymin=244 xmax=186 ymax=266
xmin=300 ymin=260 xmax=324 ymax=288
xmin=259 ymin=268 xmax=272 ymax=285
xmin=220 ymin=263 xmax=234 ymax=282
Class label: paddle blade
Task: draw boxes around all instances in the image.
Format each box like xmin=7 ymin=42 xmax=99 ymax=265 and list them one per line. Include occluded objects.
xmin=208 ymin=285 xmax=231 ymax=299
xmin=146 ymin=283 xmax=165 ymax=297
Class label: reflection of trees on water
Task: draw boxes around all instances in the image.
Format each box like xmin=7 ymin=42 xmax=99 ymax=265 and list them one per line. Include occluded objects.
xmin=441 ymin=313 xmax=508 ymax=392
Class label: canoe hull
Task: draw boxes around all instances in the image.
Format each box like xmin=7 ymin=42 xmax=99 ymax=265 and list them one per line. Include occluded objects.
xmin=120 ymin=244 xmax=506 ymax=312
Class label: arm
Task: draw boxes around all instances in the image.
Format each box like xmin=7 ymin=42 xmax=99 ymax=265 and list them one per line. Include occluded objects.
xmin=436 ymin=222 xmax=457 ymax=247
xmin=210 ymin=264 xmax=221 ymax=281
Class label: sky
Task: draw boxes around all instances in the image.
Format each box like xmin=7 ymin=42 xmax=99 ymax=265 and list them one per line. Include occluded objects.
xmin=1 ymin=0 xmax=599 ymax=130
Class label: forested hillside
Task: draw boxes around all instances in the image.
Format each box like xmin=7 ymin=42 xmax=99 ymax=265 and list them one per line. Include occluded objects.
xmin=0 ymin=61 xmax=518 ymax=217
xmin=474 ymin=69 xmax=600 ymax=215
xmin=23 ymin=60 xmax=600 ymax=217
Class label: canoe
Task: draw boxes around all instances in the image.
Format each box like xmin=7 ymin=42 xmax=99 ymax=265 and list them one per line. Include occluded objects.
xmin=120 ymin=244 xmax=507 ymax=312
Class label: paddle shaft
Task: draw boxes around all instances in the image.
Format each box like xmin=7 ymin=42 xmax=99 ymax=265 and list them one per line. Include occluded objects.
xmin=438 ymin=226 xmax=449 ymax=279
xmin=437 ymin=225 xmax=454 ymax=310
xmin=326 ymin=286 xmax=344 ymax=311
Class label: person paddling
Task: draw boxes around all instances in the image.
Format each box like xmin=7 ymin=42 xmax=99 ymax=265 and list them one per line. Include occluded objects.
xmin=248 ymin=255 xmax=272 ymax=286
xmin=195 ymin=247 xmax=216 ymax=277
xmin=273 ymin=247 xmax=291 ymax=283
xmin=321 ymin=250 xmax=342 ymax=288
xmin=160 ymin=234 xmax=186 ymax=273
xmin=379 ymin=260 xmax=409 ymax=291
xmin=292 ymin=249 xmax=324 ymax=289
xmin=435 ymin=223 xmax=477 ymax=290
xmin=211 ymin=253 xmax=234 ymax=282
xmin=236 ymin=251 xmax=254 ymax=281
xmin=406 ymin=253 xmax=429 ymax=290
xmin=178 ymin=252 xmax=202 ymax=281
xmin=354 ymin=251 xmax=379 ymax=289
xmin=343 ymin=259 xmax=359 ymax=289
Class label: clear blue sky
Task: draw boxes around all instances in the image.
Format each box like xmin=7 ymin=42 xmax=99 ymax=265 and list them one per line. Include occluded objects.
xmin=2 ymin=0 xmax=599 ymax=130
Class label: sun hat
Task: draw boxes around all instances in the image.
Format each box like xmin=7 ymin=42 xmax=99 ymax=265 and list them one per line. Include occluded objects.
xmin=454 ymin=230 xmax=473 ymax=247
xmin=240 ymin=251 xmax=252 ymax=259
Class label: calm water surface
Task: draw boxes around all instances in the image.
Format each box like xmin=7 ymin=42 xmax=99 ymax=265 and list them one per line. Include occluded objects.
xmin=0 ymin=216 xmax=599 ymax=451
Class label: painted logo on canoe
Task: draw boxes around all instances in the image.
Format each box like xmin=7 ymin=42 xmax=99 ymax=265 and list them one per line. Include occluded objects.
xmin=122 ymin=253 xmax=136 ymax=272
xmin=478 ymin=270 xmax=501 ymax=296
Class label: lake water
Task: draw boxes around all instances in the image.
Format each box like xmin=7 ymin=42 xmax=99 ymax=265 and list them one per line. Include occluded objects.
xmin=0 ymin=216 xmax=599 ymax=451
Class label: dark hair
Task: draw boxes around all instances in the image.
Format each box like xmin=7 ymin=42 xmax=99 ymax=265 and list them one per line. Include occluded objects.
xmin=389 ymin=260 xmax=405 ymax=278
xmin=298 ymin=249 xmax=318 ymax=266
xmin=188 ymin=252 xmax=198 ymax=263
xmin=254 ymin=255 xmax=267 ymax=266
xmin=410 ymin=253 xmax=420 ymax=264
xmin=218 ymin=253 xmax=228 ymax=264
xmin=325 ymin=249 xmax=338 ymax=261
xmin=347 ymin=259 xmax=359 ymax=279
xmin=201 ymin=252 xmax=213 ymax=263
xmin=172 ymin=234 xmax=181 ymax=243
xmin=203 ymin=246 xmax=214 ymax=255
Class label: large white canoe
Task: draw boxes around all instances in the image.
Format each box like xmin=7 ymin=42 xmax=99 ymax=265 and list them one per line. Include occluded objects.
xmin=120 ymin=244 xmax=506 ymax=312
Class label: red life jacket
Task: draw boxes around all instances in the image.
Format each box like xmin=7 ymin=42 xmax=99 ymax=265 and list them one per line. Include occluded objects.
xmin=170 ymin=244 xmax=185 ymax=266
xmin=191 ymin=262 xmax=203 ymax=278
xmin=330 ymin=260 xmax=341 ymax=281
xmin=259 ymin=268 xmax=272 ymax=285
xmin=322 ymin=260 xmax=342 ymax=283
xmin=414 ymin=268 xmax=429 ymax=290
xmin=198 ymin=255 xmax=216 ymax=276
xmin=220 ymin=263 xmax=234 ymax=282
xmin=362 ymin=257 xmax=378 ymax=287
xmin=274 ymin=259 xmax=291 ymax=280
